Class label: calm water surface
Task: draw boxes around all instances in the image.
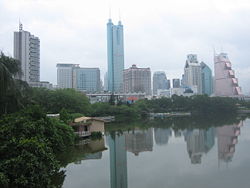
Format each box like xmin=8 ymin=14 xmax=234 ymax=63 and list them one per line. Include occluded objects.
xmin=61 ymin=118 xmax=250 ymax=188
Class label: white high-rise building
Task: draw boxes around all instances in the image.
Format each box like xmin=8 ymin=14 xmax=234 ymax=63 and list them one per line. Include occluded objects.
xmin=57 ymin=64 xmax=79 ymax=88
xmin=183 ymin=54 xmax=202 ymax=94
xmin=14 ymin=23 xmax=40 ymax=83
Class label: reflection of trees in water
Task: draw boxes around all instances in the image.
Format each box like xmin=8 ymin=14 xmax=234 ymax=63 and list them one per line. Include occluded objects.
xmin=106 ymin=115 xmax=244 ymax=134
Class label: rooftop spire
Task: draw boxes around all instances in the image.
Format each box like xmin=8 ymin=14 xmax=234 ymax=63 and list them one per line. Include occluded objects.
xmin=19 ymin=19 xmax=23 ymax=31
xmin=118 ymin=8 xmax=122 ymax=25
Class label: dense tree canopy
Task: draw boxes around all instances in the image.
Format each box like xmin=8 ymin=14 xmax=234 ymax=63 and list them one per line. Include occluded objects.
xmin=0 ymin=52 xmax=31 ymax=115
xmin=31 ymin=88 xmax=91 ymax=114
xmin=0 ymin=106 xmax=75 ymax=187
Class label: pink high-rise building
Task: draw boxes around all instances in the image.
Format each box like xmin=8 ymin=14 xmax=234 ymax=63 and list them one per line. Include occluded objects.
xmin=214 ymin=53 xmax=242 ymax=96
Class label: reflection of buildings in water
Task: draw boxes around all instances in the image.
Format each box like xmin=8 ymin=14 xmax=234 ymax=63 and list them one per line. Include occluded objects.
xmin=125 ymin=128 xmax=153 ymax=156
xmin=184 ymin=128 xmax=215 ymax=164
xmin=108 ymin=133 xmax=128 ymax=188
xmin=74 ymin=138 xmax=106 ymax=164
xmin=154 ymin=128 xmax=172 ymax=145
xmin=174 ymin=130 xmax=182 ymax=137
xmin=217 ymin=121 xmax=243 ymax=163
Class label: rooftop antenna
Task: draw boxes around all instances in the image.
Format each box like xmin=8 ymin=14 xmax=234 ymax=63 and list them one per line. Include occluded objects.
xmin=19 ymin=19 xmax=23 ymax=31
xmin=118 ymin=8 xmax=122 ymax=25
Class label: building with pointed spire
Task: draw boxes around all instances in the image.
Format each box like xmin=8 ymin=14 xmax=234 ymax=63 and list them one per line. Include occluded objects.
xmin=107 ymin=18 xmax=124 ymax=93
xmin=214 ymin=53 xmax=242 ymax=96
xmin=14 ymin=23 xmax=40 ymax=83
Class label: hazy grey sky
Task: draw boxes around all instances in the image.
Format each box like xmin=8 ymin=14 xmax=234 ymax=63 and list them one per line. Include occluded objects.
xmin=0 ymin=0 xmax=250 ymax=93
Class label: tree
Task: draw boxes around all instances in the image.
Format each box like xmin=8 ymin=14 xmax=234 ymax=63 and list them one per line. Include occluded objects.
xmin=0 ymin=106 xmax=75 ymax=187
xmin=0 ymin=52 xmax=30 ymax=115
xmin=31 ymin=88 xmax=91 ymax=114
xmin=0 ymin=52 xmax=21 ymax=96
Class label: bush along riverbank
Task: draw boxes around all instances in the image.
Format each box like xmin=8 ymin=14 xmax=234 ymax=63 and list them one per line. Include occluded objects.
xmin=0 ymin=106 xmax=75 ymax=188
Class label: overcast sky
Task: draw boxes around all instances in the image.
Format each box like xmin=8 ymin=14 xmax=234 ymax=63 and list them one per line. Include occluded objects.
xmin=0 ymin=0 xmax=250 ymax=93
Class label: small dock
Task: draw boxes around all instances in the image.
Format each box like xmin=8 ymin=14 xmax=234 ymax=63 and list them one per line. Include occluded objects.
xmin=149 ymin=112 xmax=191 ymax=119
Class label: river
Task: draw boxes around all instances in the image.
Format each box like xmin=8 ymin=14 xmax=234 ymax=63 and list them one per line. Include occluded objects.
xmin=60 ymin=116 xmax=250 ymax=188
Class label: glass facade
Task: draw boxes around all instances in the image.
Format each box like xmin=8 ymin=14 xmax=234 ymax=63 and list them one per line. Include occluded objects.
xmin=201 ymin=62 xmax=213 ymax=96
xmin=107 ymin=19 xmax=124 ymax=93
xmin=74 ymin=68 xmax=100 ymax=92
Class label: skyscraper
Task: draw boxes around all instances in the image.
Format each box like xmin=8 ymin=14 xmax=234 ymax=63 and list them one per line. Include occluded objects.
xmin=201 ymin=62 xmax=213 ymax=96
xmin=57 ymin=64 xmax=79 ymax=88
xmin=73 ymin=67 xmax=101 ymax=92
xmin=172 ymin=78 xmax=180 ymax=88
xmin=167 ymin=79 xmax=171 ymax=89
xmin=153 ymin=71 xmax=168 ymax=95
xmin=214 ymin=53 xmax=242 ymax=96
xmin=14 ymin=23 xmax=40 ymax=83
xmin=183 ymin=54 xmax=202 ymax=94
xmin=107 ymin=19 xmax=124 ymax=93
xmin=123 ymin=64 xmax=151 ymax=95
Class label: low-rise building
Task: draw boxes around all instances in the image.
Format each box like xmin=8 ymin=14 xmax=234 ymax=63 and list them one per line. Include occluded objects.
xmin=71 ymin=117 xmax=105 ymax=138
xmin=29 ymin=81 xmax=53 ymax=90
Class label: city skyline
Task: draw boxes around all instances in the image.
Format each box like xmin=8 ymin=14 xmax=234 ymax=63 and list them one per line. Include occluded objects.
xmin=0 ymin=0 xmax=250 ymax=93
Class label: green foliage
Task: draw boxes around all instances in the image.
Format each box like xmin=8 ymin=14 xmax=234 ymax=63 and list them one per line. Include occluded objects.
xmin=133 ymin=95 xmax=238 ymax=116
xmin=60 ymin=108 xmax=70 ymax=123
xmin=70 ymin=113 xmax=85 ymax=120
xmin=106 ymin=114 xmax=242 ymax=133
xmin=0 ymin=53 xmax=31 ymax=115
xmin=0 ymin=137 xmax=58 ymax=188
xmin=31 ymin=88 xmax=91 ymax=114
xmin=90 ymin=103 xmax=138 ymax=121
xmin=0 ymin=106 xmax=75 ymax=187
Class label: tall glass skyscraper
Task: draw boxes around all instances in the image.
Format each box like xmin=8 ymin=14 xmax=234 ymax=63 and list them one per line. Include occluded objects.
xmin=153 ymin=71 xmax=168 ymax=95
xmin=201 ymin=62 xmax=213 ymax=96
xmin=73 ymin=67 xmax=100 ymax=92
xmin=107 ymin=19 xmax=124 ymax=93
